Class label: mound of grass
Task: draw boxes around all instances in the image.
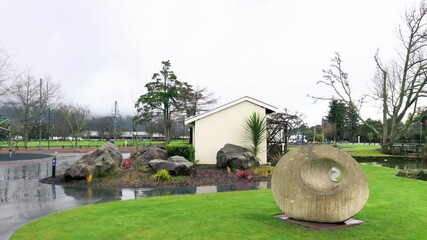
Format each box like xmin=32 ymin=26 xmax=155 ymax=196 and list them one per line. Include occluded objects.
xmin=13 ymin=165 xmax=427 ymax=240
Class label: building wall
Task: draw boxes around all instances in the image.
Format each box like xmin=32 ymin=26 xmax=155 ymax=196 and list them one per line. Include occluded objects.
xmin=194 ymin=101 xmax=267 ymax=164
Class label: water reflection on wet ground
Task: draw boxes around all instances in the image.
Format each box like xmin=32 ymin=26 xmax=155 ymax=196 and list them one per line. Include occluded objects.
xmin=0 ymin=153 xmax=85 ymax=239
xmin=0 ymin=153 xmax=270 ymax=239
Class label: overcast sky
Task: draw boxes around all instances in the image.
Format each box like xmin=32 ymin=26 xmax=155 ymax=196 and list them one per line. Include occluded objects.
xmin=0 ymin=0 xmax=421 ymax=125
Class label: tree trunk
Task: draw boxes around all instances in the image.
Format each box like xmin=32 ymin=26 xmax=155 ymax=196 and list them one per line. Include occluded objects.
xmin=164 ymin=120 xmax=171 ymax=144
xmin=382 ymin=71 xmax=388 ymax=147
xmin=163 ymin=105 xmax=171 ymax=144
xmin=22 ymin=123 xmax=29 ymax=148
xmin=333 ymin=126 xmax=337 ymax=145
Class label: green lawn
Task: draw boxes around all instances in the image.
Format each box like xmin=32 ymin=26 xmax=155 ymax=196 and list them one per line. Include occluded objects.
xmin=0 ymin=140 xmax=169 ymax=149
xmin=12 ymin=165 xmax=427 ymax=240
xmin=288 ymin=144 xmax=389 ymax=157
xmin=1 ymin=141 xmax=391 ymax=159
xmin=338 ymin=144 xmax=390 ymax=157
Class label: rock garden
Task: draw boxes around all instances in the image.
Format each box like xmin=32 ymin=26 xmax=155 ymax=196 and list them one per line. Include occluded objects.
xmin=41 ymin=142 xmax=273 ymax=189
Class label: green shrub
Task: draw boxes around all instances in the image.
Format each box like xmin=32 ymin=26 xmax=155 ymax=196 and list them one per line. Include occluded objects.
xmin=166 ymin=142 xmax=195 ymax=162
xmin=152 ymin=169 xmax=172 ymax=182
xmin=396 ymin=169 xmax=427 ymax=181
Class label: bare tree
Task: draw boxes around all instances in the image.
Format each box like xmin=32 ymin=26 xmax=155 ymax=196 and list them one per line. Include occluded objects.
xmin=313 ymin=1 xmax=427 ymax=146
xmin=4 ymin=73 xmax=60 ymax=147
xmin=310 ymin=53 xmax=377 ymax=137
xmin=176 ymin=85 xmax=218 ymax=139
xmin=87 ymin=116 xmax=114 ymax=140
xmin=51 ymin=108 xmax=69 ymax=139
xmin=0 ymin=49 xmax=14 ymax=96
xmin=372 ymin=1 xmax=427 ymax=145
xmin=180 ymin=85 xmax=218 ymax=117
xmin=59 ymin=103 xmax=90 ymax=147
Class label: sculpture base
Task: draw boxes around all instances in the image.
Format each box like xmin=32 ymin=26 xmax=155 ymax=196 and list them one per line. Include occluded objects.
xmin=275 ymin=215 xmax=364 ymax=230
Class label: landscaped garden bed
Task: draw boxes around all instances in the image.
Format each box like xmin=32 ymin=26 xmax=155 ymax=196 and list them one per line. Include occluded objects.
xmin=40 ymin=164 xmax=272 ymax=189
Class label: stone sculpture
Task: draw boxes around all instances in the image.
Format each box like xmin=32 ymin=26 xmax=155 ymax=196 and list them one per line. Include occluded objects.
xmin=272 ymin=145 xmax=369 ymax=223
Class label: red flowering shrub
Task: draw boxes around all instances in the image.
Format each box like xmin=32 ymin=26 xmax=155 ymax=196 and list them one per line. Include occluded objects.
xmin=121 ymin=159 xmax=135 ymax=169
xmin=235 ymin=169 xmax=253 ymax=180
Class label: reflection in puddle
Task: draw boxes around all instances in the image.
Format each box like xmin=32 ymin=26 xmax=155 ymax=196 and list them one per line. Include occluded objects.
xmin=60 ymin=181 xmax=271 ymax=202
xmin=1 ymin=153 xmax=271 ymax=204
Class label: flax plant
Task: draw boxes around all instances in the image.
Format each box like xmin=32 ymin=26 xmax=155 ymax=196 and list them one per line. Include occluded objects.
xmin=86 ymin=173 xmax=93 ymax=185
xmin=244 ymin=112 xmax=267 ymax=159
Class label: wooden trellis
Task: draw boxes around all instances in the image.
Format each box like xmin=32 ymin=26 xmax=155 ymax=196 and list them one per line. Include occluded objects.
xmin=267 ymin=111 xmax=303 ymax=163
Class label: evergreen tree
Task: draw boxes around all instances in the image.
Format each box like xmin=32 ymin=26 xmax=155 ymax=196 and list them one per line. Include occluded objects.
xmin=327 ymin=100 xmax=346 ymax=143
xmin=345 ymin=103 xmax=359 ymax=142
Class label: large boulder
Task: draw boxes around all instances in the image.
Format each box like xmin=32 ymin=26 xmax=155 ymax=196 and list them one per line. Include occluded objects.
xmin=63 ymin=142 xmax=123 ymax=180
xmin=216 ymin=144 xmax=260 ymax=170
xmin=149 ymin=156 xmax=194 ymax=176
xmin=131 ymin=145 xmax=168 ymax=167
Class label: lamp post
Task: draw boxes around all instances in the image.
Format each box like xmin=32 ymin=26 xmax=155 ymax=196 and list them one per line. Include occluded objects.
xmin=39 ymin=78 xmax=42 ymax=150
xmin=47 ymin=108 xmax=51 ymax=149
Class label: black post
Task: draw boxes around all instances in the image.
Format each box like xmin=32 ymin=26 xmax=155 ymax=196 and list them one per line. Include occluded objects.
xmin=52 ymin=155 xmax=56 ymax=178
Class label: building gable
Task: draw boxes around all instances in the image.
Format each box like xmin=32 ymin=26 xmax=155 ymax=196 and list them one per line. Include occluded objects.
xmin=185 ymin=96 xmax=277 ymax=124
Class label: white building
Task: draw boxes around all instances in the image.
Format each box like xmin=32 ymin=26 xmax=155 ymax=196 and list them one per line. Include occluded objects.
xmin=185 ymin=96 xmax=277 ymax=164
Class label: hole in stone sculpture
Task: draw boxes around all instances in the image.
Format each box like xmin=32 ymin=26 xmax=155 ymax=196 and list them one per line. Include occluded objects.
xmin=300 ymin=158 xmax=344 ymax=193
xmin=329 ymin=167 xmax=342 ymax=182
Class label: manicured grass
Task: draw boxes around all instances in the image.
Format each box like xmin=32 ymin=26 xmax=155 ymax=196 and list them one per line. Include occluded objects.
xmin=339 ymin=144 xmax=390 ymax=157
xmin=2 ymin=141 xmax=389 ymax=159
xmin=288 ymin=144 xmax=389 ymax=157
xmin=12 ymin=165 xmax=427 ymax=240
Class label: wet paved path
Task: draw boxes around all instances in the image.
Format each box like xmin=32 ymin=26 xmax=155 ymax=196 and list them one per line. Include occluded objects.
xmin=0 ymin=152 xmax=150 ymax=239
xmin=0 ymin=153 xmax=87 ymax=239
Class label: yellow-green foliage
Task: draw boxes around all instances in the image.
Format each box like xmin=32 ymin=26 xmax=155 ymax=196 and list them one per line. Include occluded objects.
xmin=86 ymin=173 xmax=93 ymax=184
xmin=138 ymin=165 xmax=148 ymax=172
xmin=253 ymin=165 xmax=274 ymax=177
xmin=152 ymin=169 xmax=172 ymax=182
